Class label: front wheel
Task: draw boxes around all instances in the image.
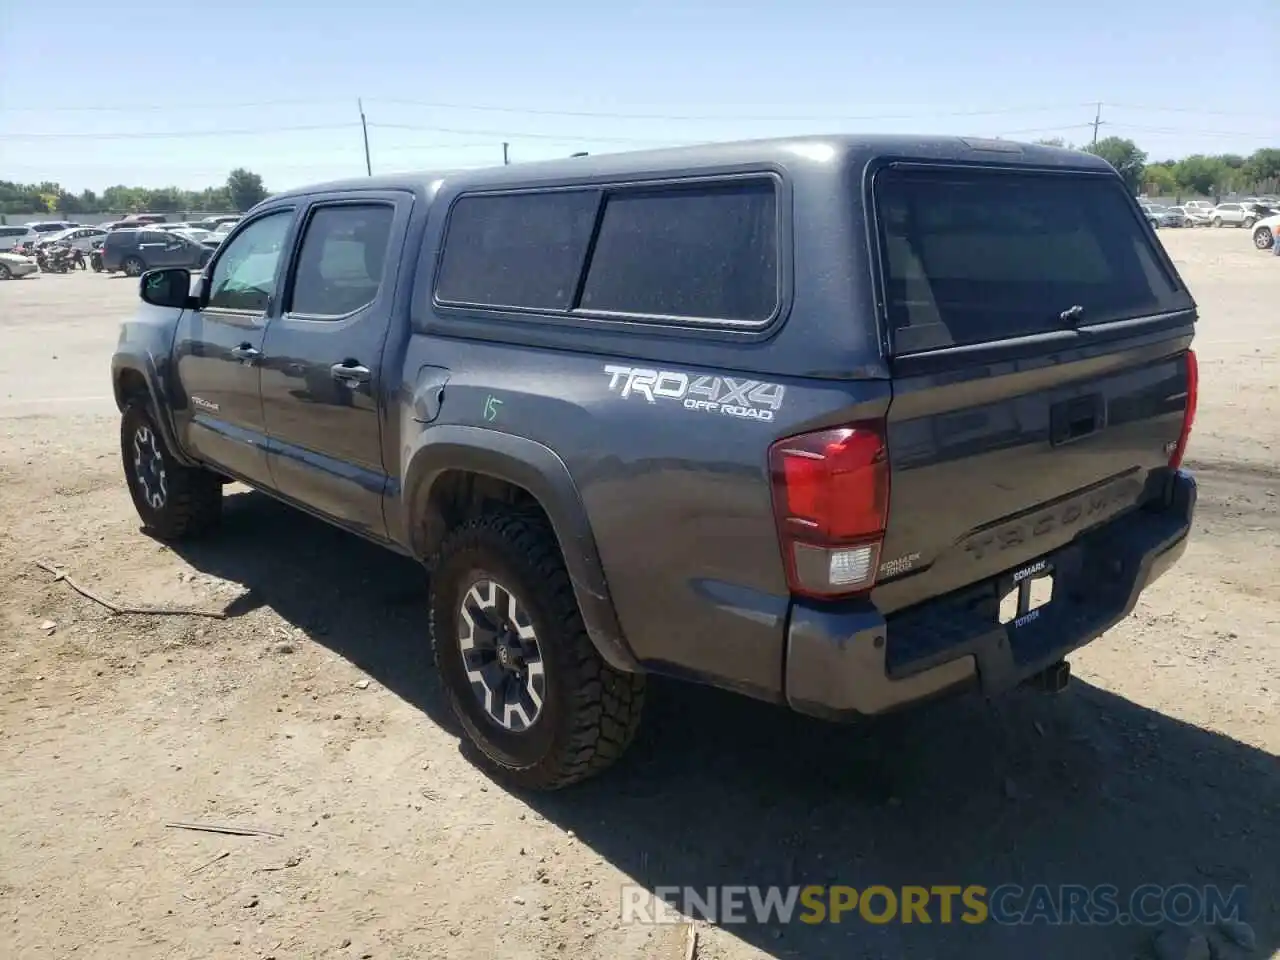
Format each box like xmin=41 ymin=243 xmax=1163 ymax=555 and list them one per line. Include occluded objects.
xmin=0 ymin=263 xmax=10 ymax=281
xmin=1255 ymin=227 xmax=1274 ymax=250
xmin=123 ymin=256 xmax=145 ymax=277
xmin=429 ymin=512 xmax=645 ymax=790
xmin=121 ymin=400 xmax=223 ymax=540
xmin=1213 ymin=217 xmax=1223 ymax=228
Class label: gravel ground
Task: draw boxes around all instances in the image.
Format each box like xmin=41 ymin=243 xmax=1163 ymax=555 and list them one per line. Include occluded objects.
xmin=1 ymin=228 xmax=1277 ymax=960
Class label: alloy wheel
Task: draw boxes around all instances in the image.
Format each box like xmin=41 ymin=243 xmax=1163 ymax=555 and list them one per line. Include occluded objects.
xmin=132 ymin=424 xmax=168 ymax=510
xmin=457 ymin=578 xmax=546 ymax=732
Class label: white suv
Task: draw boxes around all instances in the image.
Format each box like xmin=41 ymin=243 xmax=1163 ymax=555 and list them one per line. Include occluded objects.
xmin=0 ymin=225 xmax=36 ymax=251
xmin=1252 ymin=214 xmax=1279 ymax=250
xmin=1208 ymin=202 xmax=1258 ymax=228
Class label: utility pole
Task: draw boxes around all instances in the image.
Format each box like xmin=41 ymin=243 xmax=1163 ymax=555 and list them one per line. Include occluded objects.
xmin=502 ymin=142 xmax=510 ymax=166
xmin=358 ymin=99 xmax=372 ymax=176
xmin=1091 ymin=102 xmax=1103 ymax=147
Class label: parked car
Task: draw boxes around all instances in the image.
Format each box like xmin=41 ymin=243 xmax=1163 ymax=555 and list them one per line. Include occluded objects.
xmin=172 ymin=227 xmax=222 ymax=248
xmin=39 ymin=226 xmax=108 ymax=252
xmin=1252 ymin=213 xmax=1280 ymax=250
xmin=0 ymin=250 xmax=40 ymax=280
xmin=1152 ymin=207 xmax=1190 ymax=228
xmin=1208 ymin=203 xmax=1256 ymax=228
xmin=101 ymin=228 xmax=214 ymax=276
xmin=1183 ymin=200 xmax=1214 ymax=217
xmin=1166 ymin=206 xmax=1204 ymax=227
xmin=25 ymin=220 xmax=76 ymax=233
xmin=0 ymin=225 xmax=37 ymax=252
xmin=114 ymin=136 xmax=1198 ymax=789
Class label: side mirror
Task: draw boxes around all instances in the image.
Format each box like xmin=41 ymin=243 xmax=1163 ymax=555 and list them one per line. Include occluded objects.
xmin=140 ymin=268 xmax=196 ymax=309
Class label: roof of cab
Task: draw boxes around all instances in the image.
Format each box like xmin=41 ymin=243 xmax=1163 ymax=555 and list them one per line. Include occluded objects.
xmin=267 ymin=134 xmax=1116 ymax=202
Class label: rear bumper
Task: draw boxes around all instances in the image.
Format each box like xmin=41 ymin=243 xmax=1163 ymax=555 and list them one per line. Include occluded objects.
xmin=784 ymin=470 xmax=1196 ymax=720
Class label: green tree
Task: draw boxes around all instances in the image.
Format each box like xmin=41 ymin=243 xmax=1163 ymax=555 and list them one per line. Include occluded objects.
xmin=145 ymin=187 xmax=185 ymax=212
xmin=1085 ymin=137 xmax=1147 ymax=193
xmin=1243 ymin=148 xmax=1280 ymax=186
xmin=1173 ymin=155 xmax=1228 ymax=196
xmin=1143 ymin=163 xmax=1178 ymax=197
xmin=227 ymin=168 xmax=268 ymax=212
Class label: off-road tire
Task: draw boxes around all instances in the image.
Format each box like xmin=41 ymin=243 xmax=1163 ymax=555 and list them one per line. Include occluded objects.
xmin=121 ymin=400 xmax=222 ymax=540
xmin=429 ymin=512 xmax=645 ymax=790
xmin=123 ymin=256 xmax=145 ymax=277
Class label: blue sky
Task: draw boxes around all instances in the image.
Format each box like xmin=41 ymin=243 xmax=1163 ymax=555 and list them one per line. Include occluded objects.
xmin=1 ymin=0 xmax=1275 ymax=192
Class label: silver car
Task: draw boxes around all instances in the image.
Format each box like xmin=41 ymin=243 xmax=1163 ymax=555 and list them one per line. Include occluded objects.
xmin=0 ymin=251 xmax=40 ymax=280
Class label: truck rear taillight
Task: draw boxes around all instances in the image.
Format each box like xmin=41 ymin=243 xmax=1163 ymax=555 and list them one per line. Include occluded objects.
xmin=768 ymin=422 xmax=890 ymax=598
xmin=1168 ymin=349 xmax=1198 ymax=470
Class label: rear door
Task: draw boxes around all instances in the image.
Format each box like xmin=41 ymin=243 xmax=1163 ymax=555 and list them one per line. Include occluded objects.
xmin=259 ymin=192 xmax=409 ymax=540
xmin=870 ymin=163 xmax=1196 ymax=613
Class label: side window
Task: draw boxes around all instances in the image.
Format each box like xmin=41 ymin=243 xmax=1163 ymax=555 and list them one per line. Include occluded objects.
xmin=206 ymin=211 xmax=293 ymax=313
xmin=579 ymin=180 xmax=779 ymax=324
xmin=435 ymin=190 xmax=599 ymax=311
xmin=288 ymin=204 xmax=395 ymax=317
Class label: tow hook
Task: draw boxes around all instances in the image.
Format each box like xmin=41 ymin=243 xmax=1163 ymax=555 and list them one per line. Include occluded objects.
xmin=1024 ymin=659 xmax=1071 ymax=694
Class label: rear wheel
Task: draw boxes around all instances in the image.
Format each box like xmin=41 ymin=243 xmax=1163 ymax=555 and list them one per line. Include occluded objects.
xmin=0 ymin=263 xmax=10 ymax=281
xmin=1255 ymin=227 xmax=1274 ymax=250
xmin=123 ymin=256 xmax=145 ymax=277
xmin=121 ymin=400 xmax=222 ymax=539
xmin=429 ymin=512 xmax=645 ymax=790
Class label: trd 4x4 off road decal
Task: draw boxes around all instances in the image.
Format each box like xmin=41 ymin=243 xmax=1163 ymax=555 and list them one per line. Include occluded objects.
xmin=603 ymin=365 xmax=786 ymax=422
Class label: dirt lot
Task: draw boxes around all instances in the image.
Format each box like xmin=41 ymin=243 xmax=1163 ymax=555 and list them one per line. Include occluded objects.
xmin=1 ymin=230 xmax=1277 ymax=960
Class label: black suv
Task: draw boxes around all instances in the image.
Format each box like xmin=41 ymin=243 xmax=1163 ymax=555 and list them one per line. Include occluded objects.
xmin=102 ymin=228 xmax=213 ymax=276
xmin=112 ymin=136 xmax=1197 ymax=789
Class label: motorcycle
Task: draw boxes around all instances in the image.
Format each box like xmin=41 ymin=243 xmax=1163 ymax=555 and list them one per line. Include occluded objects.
xmin=39 ymin=245 xmax=73 ymax=274
xmin=90 ymin=244 xmax=104 ymax=272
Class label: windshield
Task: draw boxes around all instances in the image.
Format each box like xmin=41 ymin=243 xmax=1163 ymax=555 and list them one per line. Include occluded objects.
xmin=873 ymin=166 xmax=1194 ymax=354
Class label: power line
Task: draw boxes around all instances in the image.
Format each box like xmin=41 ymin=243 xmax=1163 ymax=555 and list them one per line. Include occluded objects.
xmin=0 ymin=98 xmax=341 ymax=113
xmin=0 ymin=123 xmax=359 ymax=141
xmin=367 ymin=122 xmax=688 ymax=145
xmin=369 ymin=99 xmax=1094 ymax=123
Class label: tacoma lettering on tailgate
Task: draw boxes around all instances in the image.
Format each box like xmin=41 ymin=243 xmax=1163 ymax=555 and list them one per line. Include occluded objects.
xmin=963 ymin=477 xmax=1143 ymax=562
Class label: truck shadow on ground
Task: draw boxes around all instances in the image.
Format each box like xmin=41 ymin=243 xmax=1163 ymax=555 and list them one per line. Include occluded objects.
xmin=173 ymin=489 xmax=1278 ymax=960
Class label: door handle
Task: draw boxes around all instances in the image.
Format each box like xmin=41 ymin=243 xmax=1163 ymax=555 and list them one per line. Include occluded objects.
xmin=230 ymin=343 xmax=261 ymax=362
xmin=331 ymin=361 xmax=371 ymax=385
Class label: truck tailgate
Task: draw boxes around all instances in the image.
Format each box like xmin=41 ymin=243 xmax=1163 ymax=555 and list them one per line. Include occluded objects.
xmin=874 ymin=336 xmax=1193 ymax=614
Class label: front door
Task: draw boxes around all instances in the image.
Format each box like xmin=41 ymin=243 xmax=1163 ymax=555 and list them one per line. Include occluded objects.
xmin=259 ymin=194 xmax=409 ymax=540
xmin=173 ymin=207 xmax=297 ymax=487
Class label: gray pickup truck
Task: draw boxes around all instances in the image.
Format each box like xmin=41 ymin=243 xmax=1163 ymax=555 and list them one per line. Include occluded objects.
xmin=112 ymin=135 xmax=1198 ymax=789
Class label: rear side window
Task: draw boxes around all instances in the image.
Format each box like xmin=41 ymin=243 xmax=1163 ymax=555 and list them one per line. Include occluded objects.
xmin=874 ymin=167 xmax=1193 ymax=354
xmin=435 ymin=191 xmax=599 ymax=311
xmin=579 ymin=181 xmax=778 ymax=324
xmin=289 ymin=204 xmax=395 ymax=317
